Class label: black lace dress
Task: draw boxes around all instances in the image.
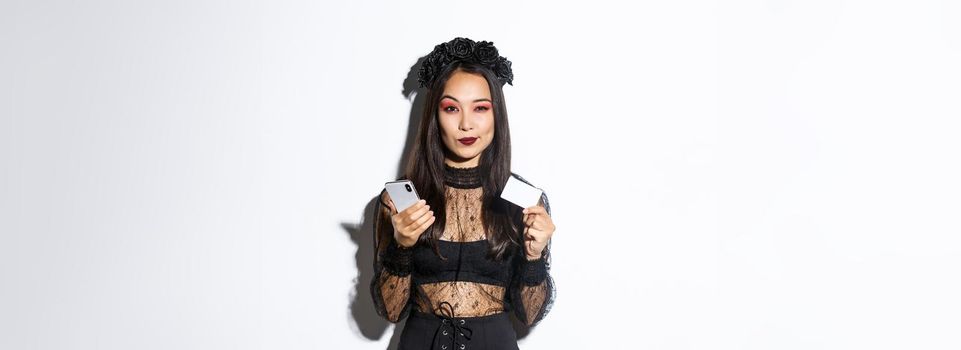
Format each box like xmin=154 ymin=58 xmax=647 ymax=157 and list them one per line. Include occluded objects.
xmin=371 ymin=164 xmax=555 ymax=350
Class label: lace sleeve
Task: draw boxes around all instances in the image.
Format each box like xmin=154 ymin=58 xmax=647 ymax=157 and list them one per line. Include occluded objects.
xmin=509 ymin=191 xmax=556 ymax=327
xmin=370 ymin=189 xmax=413 ymax=323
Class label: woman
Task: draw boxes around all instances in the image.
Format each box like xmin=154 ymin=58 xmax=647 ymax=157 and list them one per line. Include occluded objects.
xmin=371 ymin=37 xmax=556 ymax=350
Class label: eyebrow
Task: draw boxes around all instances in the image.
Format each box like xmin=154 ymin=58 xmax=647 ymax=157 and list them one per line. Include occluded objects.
xmin=441 ymin=95 xmax=492 ymax=103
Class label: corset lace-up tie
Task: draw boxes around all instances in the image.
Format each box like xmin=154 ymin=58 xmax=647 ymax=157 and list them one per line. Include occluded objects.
xmin=432 ymin=301 xmax=474 ymax=350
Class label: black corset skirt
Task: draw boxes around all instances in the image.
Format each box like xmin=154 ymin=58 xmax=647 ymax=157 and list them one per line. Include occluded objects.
xmin=399 ymin=303 xmax=519 ymax=350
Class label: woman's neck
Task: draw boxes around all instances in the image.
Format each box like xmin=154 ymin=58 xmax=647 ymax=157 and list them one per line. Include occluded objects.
xmin=444 ymin=157 xmax=479 ymax=168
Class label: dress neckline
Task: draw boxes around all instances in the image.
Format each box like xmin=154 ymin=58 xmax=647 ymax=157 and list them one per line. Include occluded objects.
xmin=443 ymin=163 xmax=483 ymax=189
xmin=438 ymin=239 xmax=487 ymax=244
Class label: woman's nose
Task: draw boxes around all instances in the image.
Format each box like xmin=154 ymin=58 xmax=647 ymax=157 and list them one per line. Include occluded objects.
xmin=459 ymin=117 xmax=473 ymax=131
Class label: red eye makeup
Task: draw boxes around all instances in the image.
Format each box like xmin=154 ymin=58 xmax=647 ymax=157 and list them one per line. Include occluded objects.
xmin=440 ymin=100 xmax=459 ymax=111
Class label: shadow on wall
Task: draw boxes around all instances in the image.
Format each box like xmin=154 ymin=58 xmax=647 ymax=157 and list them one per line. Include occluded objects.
xmin=341 ymin=55 xmax=532 ymax=350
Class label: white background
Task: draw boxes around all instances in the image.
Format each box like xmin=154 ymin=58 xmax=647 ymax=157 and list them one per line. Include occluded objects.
xmin=3 ymin=0 xmax=960 ymax=349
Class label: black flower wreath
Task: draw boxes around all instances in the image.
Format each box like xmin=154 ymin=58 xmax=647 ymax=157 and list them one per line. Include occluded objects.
xmin=418 ymin=37 xmax=514 ymax=88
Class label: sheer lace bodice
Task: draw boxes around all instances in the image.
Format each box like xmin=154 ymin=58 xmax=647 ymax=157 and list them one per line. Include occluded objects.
xmin=441 ymin=185 xmax=485 ymax=242
xmin=371 ymin=164 xmax=555 ymax=327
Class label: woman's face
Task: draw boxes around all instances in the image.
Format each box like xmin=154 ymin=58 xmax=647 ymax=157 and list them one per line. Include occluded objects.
xmin=438 ymin=69 xmax=495 ymax=168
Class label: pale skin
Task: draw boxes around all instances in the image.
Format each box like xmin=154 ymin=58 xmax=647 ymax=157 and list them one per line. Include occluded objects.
xmin=385 ymin=69 xmax=555 ymax=261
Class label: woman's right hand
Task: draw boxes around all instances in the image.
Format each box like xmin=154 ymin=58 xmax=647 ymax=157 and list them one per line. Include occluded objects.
xmin=385 ymin=197 xmax=435 ymax=248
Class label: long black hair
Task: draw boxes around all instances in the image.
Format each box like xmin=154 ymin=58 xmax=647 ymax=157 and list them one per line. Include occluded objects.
xmin=403 ymin=60 xmax=524 ymax=261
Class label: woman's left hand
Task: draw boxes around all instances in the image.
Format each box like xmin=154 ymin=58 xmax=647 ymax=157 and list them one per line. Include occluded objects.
xmin=522 ymin=204 xmax=555 ymax=261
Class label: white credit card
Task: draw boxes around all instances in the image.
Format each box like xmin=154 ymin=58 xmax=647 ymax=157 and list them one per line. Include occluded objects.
xmin=501 ymin=176 xmax=543 ymax=209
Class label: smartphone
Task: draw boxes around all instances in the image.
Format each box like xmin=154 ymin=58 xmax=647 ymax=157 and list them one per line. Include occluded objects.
xmin=384 ymin=180 xmax=421 ymax=213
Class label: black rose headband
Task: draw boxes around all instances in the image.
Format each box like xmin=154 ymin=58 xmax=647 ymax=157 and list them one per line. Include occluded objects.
xmin=417 ymin=37 xmax=514 ymax=88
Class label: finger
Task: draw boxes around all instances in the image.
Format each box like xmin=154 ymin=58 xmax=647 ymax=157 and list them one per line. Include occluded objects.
xmin=404 ymin=205 xmax=432 ymax=227
xmin=406 ymin=208 xmax=434 ymax=233
xmin=533 ymin=215 xmax=552 ymax=231
xmin=525 ymin=228 xmax=546 ymax=244
xmin=528 ymin=215 xmax=545 ymax=230
xmin=524 ymin=213 xmax=536 ymax=227
xmin=526 ymin=227 xmax=543 ymax=242
xmin=413 ymin=214 xmax=437 ymax=234
xmin=522 ymin=205 xmax=548 ymax=216
xmin=400 ymin=199 xmax=427 ymax=216
xmin=530 ymin=212 xmax=554 ymax=231
xmin=528 ymin=219 xmax=542 ymax=231
xmin=392 ymin=201 xmax=418 ymax=223
xmin=385 ymin=197 xmax=398 ymax=214
xmin=399 ymin=201 xmax=430 ymax=225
